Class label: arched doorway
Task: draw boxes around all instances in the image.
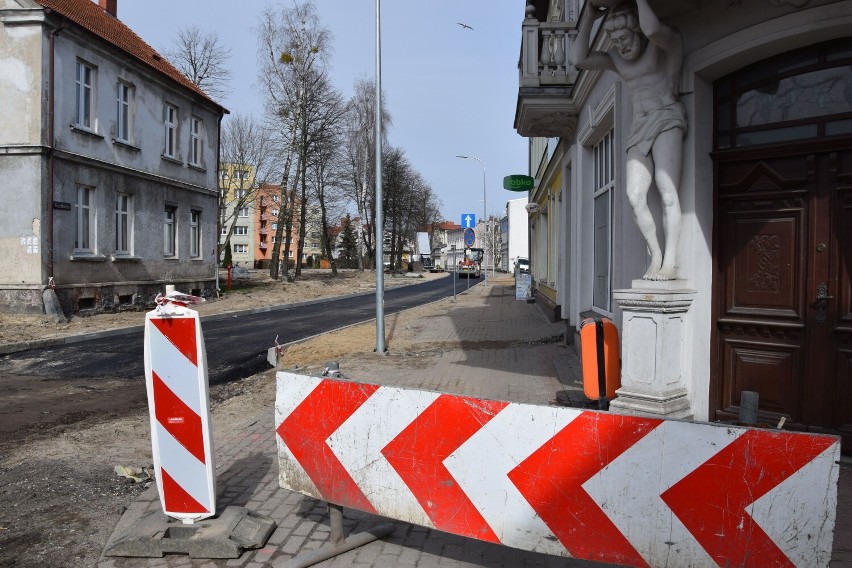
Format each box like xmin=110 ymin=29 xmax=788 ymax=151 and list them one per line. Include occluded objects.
xmin=711 ymin=38 xmax=852 ymax=452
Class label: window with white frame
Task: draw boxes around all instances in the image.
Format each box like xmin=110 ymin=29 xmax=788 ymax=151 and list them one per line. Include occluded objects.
xmin=234 ymin=226 xmax=248 ymax=236
xmin=592 ymin=130 xmax=615 ymax=312
xmin=115 ymin=193 xmax=132 ymax=254
xmin=75 ymin=186 xmax=95 ymax=252
xmin=272 ymin=194 xmax=279 ymax=202
xmin=164 ymin=206 xmax=177 ymax=257
xmin=75 ymin=60 xmax=95 ymax=130
xmin=233 ymin=244 xmax=248 ymax=254
xmin=190 ymin=210 xmax=201 ymax=258
xmin=238 ymin=207 xmax=249 ymax=218
xmin=163 ymin=104 xmax=177 ymax=158
xmin=190 ymin=117 xmax=202 ymax=166
xmin=116 ymin=82 xmax=131 ymax=142
xmin=236 ymin=189 xmax=248 ymax=199
xmin=221 ymin=226 xmax=228 ymax=235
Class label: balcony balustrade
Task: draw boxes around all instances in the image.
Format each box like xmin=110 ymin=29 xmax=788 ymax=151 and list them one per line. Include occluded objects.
xmin=515 ymin=0 xmax=581 ymax=138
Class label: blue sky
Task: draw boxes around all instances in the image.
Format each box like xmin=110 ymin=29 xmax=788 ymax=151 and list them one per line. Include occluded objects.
xmin=120 ymin=1 xmax=529 ymax=226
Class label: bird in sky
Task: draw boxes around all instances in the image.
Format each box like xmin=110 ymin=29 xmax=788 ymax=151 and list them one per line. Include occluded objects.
xmin=457 ymin=22 xmax=473 ymax=30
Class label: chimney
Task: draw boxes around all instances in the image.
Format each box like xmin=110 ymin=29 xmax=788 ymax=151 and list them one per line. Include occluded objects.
xmin=98 ymin=0 xmax=117 ymax=17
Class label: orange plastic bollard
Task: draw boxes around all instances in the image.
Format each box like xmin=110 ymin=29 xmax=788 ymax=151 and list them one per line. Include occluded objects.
xmin=579 ymin=317 xmax=621 ymax=410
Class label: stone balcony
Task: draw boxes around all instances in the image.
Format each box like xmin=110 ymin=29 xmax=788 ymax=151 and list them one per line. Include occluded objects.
xmin=514 ymin=1 xmax=580 ymax=139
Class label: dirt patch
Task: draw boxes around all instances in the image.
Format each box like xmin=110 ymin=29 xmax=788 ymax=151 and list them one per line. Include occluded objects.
xmin=0 ymin=269 xmax=447 ymax=568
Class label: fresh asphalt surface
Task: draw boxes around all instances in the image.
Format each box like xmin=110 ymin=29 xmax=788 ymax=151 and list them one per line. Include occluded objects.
xmin=0 ymin=274 xmax=470 ymax=384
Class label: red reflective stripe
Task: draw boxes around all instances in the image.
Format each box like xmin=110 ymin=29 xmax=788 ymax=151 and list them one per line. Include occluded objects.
xmin=276 ymin=379 xmax=379 ymax=512
xmin=509 ymin=412 xmax=661 ymax=567
xmin=153 ymin=371 xmax=205 ymax=464
xmin=161 ymin=467 xmax=208 ymax=514
xmin=151 ymin=317 xmax=198 ymax=367
xmin=662 ymin=430 xmax=836 ymax=568
xmin=382 ymin=395 xmax=508 ymax=542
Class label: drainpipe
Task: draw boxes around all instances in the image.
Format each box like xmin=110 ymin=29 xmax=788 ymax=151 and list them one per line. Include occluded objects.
xmin=47 ymin=19 xmax=67 ymax=286
xmin=215 ymin=113 xmax=224 ymax=296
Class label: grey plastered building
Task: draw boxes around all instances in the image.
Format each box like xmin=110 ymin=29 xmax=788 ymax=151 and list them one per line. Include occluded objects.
xmin=0 ymin=0 xmax=227 ymax=315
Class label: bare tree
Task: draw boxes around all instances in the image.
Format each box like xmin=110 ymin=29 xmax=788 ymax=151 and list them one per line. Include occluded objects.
xmin=342 ymin=78 xmax=391 ymax=270
xmin=381 ymin=148 xmax=442 ymax=271
xmin=165 ymin=25 xmax=232 ymax=100
xmin=306 ymin=77 xmax=347 ymax=276
xmin=217 ymin=113 xmax=275 ymax=267
xmin=256 ymin=0 xmax=331 ymax=280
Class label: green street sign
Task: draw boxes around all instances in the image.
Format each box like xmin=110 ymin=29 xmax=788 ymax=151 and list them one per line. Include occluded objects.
xmin=503 ymin=175 xmax=534 ymax=192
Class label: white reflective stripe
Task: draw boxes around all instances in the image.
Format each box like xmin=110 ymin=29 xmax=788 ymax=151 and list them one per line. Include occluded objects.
xmin=148 ymin=321 xmax=202 ymax=416
xmin=446 ymin=403 xmax=573 ymax=556
xmin=156 ymin=421 xmax=213 ymax=513
xmin=584 ymin=420 xmax=732 ymax=567
xmin=328 ymin=386 xmax=440 ymax=529
xmin=275 ymin=373 xmax=324 ymax=496
xmin=752 ymin=445 xmax=839 ymax=568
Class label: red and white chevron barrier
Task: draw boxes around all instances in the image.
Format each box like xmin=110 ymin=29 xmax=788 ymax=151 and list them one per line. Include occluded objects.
xmin=144 ymin=305 xmax=215 ymax=522
xmin=275 ymin=372 xmax=841 ymax=568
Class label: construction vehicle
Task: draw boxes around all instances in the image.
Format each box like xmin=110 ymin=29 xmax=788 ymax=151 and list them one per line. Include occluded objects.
xmin=457 ymin=247 xmax=483 ymax=279
xmin=416 ymin=232 xmax=436 ymax=271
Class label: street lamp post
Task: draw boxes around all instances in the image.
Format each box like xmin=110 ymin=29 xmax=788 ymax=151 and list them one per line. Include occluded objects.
xmin=375 ymin=0 xmax=386 ymax=353
xmin=456 ymin=155 xmax=487 ymax=287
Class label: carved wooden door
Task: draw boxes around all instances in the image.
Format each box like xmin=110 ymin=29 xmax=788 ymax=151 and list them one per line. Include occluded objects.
xmin=712 ymin=148 xmax=852 ymax=451
xmin=711 ymin=38 xmax=852 ymax=452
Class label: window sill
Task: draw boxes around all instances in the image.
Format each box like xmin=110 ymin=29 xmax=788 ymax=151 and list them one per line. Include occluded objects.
xmin=164 ymin=256 xmax=179 ymax=261
xmin=113 ymin=139 xmax=141 ymax=152
xmin=70 ymin=253 xmax=107 ymax=262
xmin=111 ymin=254 xmax=141 ymax=262
xmin=70 ymin=125 xmax=104 ymax=140
xmin=161 ymin=155 xmax=183 ymax=165
xmin=188 ymin=163 xmax=206 ymax=173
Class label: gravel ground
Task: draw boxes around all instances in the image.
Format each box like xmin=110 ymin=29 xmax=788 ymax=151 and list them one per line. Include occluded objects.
xmin=0 ymin=269 xmax=447 ymax=568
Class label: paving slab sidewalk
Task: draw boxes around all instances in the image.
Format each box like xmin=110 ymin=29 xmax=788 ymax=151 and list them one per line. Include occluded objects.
xmin=100 ymin=273 xmax=852 ymax=568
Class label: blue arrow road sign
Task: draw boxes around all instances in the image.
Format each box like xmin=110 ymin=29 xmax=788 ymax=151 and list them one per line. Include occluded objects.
xmin=464 ymin=228 xmax=475 ymax=247
xmin=461 ymin=213 xmax=476 ymax=229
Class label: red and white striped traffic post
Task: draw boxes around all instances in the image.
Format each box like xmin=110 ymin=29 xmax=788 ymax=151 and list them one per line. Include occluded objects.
xmin=276 ymin=371 xmax=842 ymax=568
xmin=143 ymin=292 xmax=216 ymax=523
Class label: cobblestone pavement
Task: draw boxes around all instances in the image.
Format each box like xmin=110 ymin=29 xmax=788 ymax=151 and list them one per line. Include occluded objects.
xmin=99 ymin=274 xmax=852 ymax=568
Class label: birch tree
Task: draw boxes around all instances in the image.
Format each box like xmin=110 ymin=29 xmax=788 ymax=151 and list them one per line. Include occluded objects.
xmin=256 ymin=0 xmax=331 ymax=280
xmin=342 ymin=79 xmax=391 ymax=270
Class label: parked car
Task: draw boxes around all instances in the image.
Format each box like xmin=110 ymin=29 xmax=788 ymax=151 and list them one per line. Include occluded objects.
xmin=514 ymin=257 xmax=530 ymax=277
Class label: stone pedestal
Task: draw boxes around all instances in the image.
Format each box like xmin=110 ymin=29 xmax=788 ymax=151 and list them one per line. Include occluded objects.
xmin=609 ymin=281 xmax=695 ymax=420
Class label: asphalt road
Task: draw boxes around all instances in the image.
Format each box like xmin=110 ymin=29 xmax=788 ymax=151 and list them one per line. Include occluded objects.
xmin=0 ymin=274 xmax=469 ymax=385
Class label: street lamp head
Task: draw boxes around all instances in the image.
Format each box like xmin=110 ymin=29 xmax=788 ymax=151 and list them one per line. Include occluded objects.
xmin=456 ymin=154 xmax=468 ymax=159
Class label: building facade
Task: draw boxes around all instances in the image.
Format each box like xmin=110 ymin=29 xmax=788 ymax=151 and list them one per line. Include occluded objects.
xmin=502 ymin=197 xmax=530 ymax=273
xmin=219 ymin=164 xmax=256 ymax=268
xmin=0 ymin=0 xmax=226 ymax=314
xmin=516 ymin=0 xmax=852 ymax=451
